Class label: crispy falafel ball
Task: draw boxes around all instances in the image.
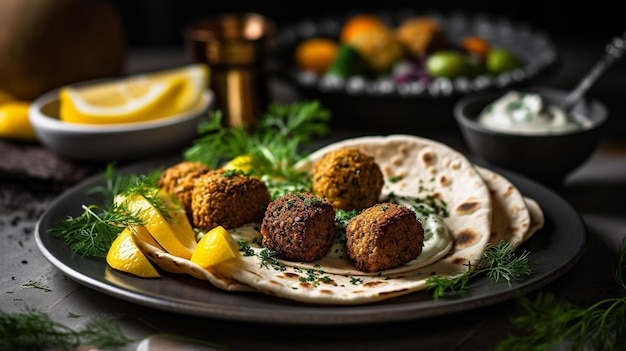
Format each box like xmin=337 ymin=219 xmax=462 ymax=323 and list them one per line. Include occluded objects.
xmin=346 ymin=202 xmax=424 ymax=273
xmin=261 ymin=192 xmax=337 ymax=262
xmin=191 ymin=169 xmax=271 ymax=230
xmin=158 ymin=161 xmax=210 ymax=220
xmin=311 ymin=148 xmax=384 ymax=211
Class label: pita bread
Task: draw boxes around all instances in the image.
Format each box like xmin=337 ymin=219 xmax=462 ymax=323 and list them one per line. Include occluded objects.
xmin=134 ymin=134 xmax=544 ymax=305
xmin=522 ymin=196 xmax=545 ymax=243
xmin=476 ymin=167 xmax=531 ymax=248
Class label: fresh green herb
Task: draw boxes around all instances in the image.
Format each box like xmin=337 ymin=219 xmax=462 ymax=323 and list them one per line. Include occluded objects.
xmin=350 ymin=276 xmax=364 ymax=285
xmin=388 ymin=193 xmax=449 ymax=218
xmin=299 ymin=268 xmax=334 ymax=288
xmin=0 ymin=309 xmax=133 ymax=351
xmin=426 ymin=240 xmax=532 ymax=299
xmin=237 ymin=239 xmax=255 ymax=257
xmin=494 ymin=237 xmax=626 ymax=351
xmin=258 ymin=248 xmax=286 ymax=271
xmin=237 ymin=239 xmax=287 ymax=272
xmin=50 ymin=168 xmax=163 ymax=258
xmin=21 ymin=280 xmax=51 ymax=292
xmin=184 ymin=101 xmax=329 ymax=199
xmin=388 ymin=175 xmax=403 ymax=183
xmin=335 ymin=209 xmax=358 ymax=232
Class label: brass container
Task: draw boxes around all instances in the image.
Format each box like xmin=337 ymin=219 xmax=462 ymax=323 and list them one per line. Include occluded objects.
xmin=185 ymin=13 xmax=276 ymax=128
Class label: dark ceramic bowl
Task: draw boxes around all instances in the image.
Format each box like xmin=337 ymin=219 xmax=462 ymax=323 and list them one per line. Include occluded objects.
xmin=454 ymin=86 xmax=608 ymax=185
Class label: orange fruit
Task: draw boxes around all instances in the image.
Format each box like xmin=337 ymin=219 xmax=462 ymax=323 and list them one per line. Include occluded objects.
xmin=340 ymin=14 xmax=386 ymax=43
xmin=191 ymin=226 xmax=241 ymax=269
xmin=461 ymin=36 xmax=491 ymax=59
xmin=106 ymin=227 xmax=160 ymax=278
xmin=59 ymin=63 xmax=209 ymax=125
xmin=295 ymin=38 xmax=339 ymax=75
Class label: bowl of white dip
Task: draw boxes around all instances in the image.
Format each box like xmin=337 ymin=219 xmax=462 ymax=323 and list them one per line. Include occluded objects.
xmin=454 ymin=86 xmax=608 ymax=185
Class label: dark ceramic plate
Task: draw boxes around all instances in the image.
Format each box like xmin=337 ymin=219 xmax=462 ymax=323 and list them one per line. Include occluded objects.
xmin=35 ymin=156 xmax=585 ymax=326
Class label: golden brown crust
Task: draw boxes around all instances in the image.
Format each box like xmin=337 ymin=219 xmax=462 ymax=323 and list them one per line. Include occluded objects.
xmin=346 ymin=202 xmax=424 ymax=273
xmin=261 ymin=192 xmax=337 ymax=262
xmin=158 ymin=161 xmax=209 ymax=220
xmin=311 ymin=148 xmax=384 ymax=211
xmin=191 ymin=169 xmax=270 ymax=230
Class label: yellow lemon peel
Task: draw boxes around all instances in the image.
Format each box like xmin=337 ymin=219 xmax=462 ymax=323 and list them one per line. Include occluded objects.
xmin=191 ymin=226 xmax=241 ymax=269
xmin=106 ymin=227 xmax=160 ymax=278
xmin=222 ymin=154 xmax=253 ymax=173
xmin=59 ymin=63 xmax=209 ymax=125
xmin=0 ymin=101 xmax=37 ymax=141
xmin=116 ymin=190 xmax=197 ymax=260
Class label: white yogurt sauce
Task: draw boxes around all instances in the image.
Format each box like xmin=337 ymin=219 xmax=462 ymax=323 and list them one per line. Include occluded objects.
xmin=477 ymin=91 xmax=593 ymax=135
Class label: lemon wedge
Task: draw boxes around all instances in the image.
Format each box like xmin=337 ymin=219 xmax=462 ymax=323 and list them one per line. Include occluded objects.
xmin=0 ymin=101 xmax=36 ymax=141
xmin=221 ymin=154 xmax=253 ymax=173
xmin=59 ymin=63 xmax=209 ymax=125
xmin=191 ymin=226 xmax=241 ymax=268
xmin=106 ymin=227 xmax=160 ymax=278
xmin=116 ymin=190 xmax=197 ymax=260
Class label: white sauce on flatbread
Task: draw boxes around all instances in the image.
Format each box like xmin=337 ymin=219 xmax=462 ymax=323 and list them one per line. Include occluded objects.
xmin=207 ymin=213 xmax=453 ymax=277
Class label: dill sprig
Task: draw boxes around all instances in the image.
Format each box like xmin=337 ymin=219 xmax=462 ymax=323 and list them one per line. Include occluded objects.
xmin=494 ymin=237 xmax=626 ymax=351
xmin=0 ymin=309 xmax=133 ymax=351
xmin=184 ymin=100 xmax=330 ymax=198
xmin=426 ymin=240 xmax=532 ymax=299
xmin=50 ymin=167 xmax=163 ymax=258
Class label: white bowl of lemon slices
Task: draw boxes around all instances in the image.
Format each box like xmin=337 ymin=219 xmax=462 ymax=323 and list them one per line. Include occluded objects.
xmin=29 ymin=63 xmax=213 ymax=162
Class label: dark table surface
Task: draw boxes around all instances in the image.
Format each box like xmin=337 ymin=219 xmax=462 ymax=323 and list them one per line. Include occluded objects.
xmin=2 ymin=28 xmax=626 ymax=350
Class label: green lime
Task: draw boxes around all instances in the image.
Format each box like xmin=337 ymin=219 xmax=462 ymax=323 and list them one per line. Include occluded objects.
xmin=326 ymin=44 xmax=368 ymax=78
xmin=486 ymin=48 xmax=522 ymax=74
xmin=425 ymin=50 xmax=470 ymax=78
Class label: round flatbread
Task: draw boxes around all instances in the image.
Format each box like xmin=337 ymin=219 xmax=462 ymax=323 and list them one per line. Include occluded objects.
xmin=134 ymin=134 xmax=546 ymax=305
xmin=476 ymin=166 xmax=531 ymax=248
xmin=187 ymin=134 xmax=492 ymax=304
xmin=522 ymin=196 xmax=544 ymax=243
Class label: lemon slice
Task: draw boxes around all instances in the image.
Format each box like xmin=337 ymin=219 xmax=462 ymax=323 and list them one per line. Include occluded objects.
xmin=0 ymin=101 xmax=36 ymax=141
xmin=106 ymin=227 xmax=160 ymax=278
xmin=59 ymin=63 xmax=209 ymax=125
xmin=116 ymin=190 xmax=197 ymax=259
xmin=191 ymin=226 xmax=241 ymax=268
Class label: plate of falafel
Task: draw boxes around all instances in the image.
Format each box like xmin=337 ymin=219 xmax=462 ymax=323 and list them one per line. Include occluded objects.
xmin=35 ymin=134 xmax=586 ymax=324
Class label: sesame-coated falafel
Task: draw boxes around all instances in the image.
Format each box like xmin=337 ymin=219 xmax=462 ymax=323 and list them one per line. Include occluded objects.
xmin=191 ymin=169 xmax=271 ymax=230
xmin=158 ymin=161 xmax=210 ymax=220
xmin=311 ymin=148 xmax=384 ymax=211
xmin=346 ymin=202 xmax=424 ymax=273
xmin=261 ymin=192 xmax=337 ymax=262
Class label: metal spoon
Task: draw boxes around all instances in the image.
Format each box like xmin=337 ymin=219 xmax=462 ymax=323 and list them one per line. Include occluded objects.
xmin=560 ymin=31 xmax=626 ymax=112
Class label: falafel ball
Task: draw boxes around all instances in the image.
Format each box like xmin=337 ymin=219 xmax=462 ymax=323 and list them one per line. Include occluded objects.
xmin=158 ymin=161 xmax=210 ymax=220
xmin=311 ymin=148 xmax=384 ymax=211
xmin=191 ymin=169 xmax=271 ymax=230
xmin=346 ymin=203 xmax=424 ymax=273
xmin=261 ymin=192 xmax=337 ymax=262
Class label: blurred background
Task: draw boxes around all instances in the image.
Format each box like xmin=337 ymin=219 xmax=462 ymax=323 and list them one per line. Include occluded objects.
xmin=108 ymin=0 xmax=625 ymax=135
xmin=110 ymin=1 xmax=621 ymax=48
